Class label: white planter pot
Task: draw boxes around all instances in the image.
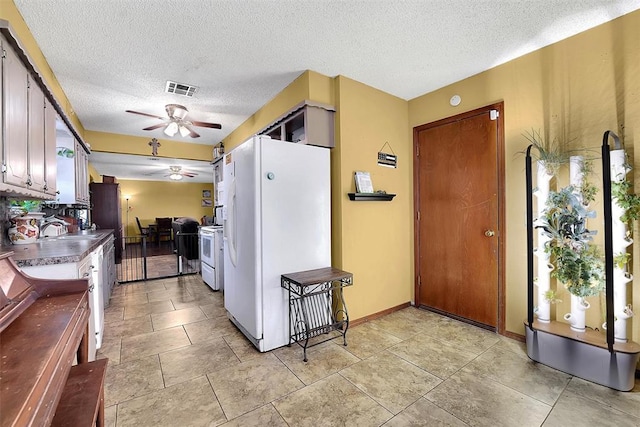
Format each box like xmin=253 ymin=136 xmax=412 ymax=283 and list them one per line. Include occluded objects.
xmin=564 ymin=294 xmax=590 ymax=332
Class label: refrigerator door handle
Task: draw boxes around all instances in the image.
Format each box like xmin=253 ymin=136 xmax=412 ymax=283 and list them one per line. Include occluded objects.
xmin=225 ymin=178 xmax=238 ymax=267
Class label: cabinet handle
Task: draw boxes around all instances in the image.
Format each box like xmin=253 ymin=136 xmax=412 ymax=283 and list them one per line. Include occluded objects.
xmin=88 ymin=284 xmax=94 ymax=292
xmin=26 ymin=176 xmax=32 ymax=186
xmin=83 ymin=272 xmax=90 ymax=277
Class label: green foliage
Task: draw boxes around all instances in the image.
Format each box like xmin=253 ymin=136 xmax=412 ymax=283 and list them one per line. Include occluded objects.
xmin=538 ymin=186 xmax=604 ymax=298
xmin=576 ymin=159 xmax=598 ymax=204
xmin=611 ymin=179 xmax=640 ymax=224
xmin=543 ymin=289 xmax=562 ymax=304
xmin=524 ymin=129 xmax=569 ymax=176
xmin=9 ymin=199 xmax=42 ymax=213
xmin=614 ymin=252 xmax=631 ymax=270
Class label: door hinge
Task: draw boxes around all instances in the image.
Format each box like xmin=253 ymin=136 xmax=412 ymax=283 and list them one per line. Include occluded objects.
xmin=417 ymin=211 xmax=420 ymax=221
xmin=418 ymin=275 xmax=421 ymax=287
xmin=1 ymin=163 xmax=6 ymax=173
xmin=416 ymin=145 xmax=419 ymax=157
xmin=490 ymin=110 xmax=499 ymax=120
xmin=1 ymin=48 xmax=6 ymax=59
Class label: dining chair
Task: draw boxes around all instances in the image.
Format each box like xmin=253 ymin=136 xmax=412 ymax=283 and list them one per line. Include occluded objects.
xmin=136 ymin=217 xmax=149 ymax=238
xmin=155 ymin=217 xmax=173 ymax=247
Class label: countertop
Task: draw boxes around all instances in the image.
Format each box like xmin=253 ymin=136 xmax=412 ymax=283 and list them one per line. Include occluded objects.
xmin=0 ymin=230 xmax=115 ymax=267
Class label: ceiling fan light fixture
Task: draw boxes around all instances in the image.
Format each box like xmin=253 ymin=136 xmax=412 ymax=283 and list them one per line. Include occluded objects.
xmin=178 ymin=124 xmax=191 ymax=137
xmin=169 ymin=173 xmax=183 ymax=180
xmin=164 ymin=121 xmax=179 ymax=137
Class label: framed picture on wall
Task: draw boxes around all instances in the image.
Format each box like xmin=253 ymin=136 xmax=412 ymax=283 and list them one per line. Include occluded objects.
xmin=202 ymin=199 xmax=212 ymax=207
xmin=202 ymin=190 xmax=212 ymax=198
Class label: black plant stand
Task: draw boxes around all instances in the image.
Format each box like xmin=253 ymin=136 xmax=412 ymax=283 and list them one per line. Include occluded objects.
xmin=281 ymin=267 xmax=353 ymax=362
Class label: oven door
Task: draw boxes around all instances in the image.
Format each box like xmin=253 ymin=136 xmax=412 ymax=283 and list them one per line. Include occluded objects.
xmin=201 ymin=262 xmax=217 ymax=290
xmin=199 ymin=231 xmax=215 ymax=267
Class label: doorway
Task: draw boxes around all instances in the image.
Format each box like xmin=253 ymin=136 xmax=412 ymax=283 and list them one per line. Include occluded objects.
xmin=413 ymin=102 xmax=505 ymax=332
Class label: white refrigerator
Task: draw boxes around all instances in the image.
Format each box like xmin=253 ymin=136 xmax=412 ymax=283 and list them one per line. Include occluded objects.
xmin=223 ymin=135 xmax=331 ymax=352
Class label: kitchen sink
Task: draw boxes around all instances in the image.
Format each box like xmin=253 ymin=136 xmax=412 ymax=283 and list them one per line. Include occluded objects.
xmin=51 ymin=234 xmax=102 ymax=241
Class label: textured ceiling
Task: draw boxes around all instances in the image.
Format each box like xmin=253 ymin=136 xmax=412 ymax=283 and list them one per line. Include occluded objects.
xmin=12 ymin=0 xmax=640 ymax=181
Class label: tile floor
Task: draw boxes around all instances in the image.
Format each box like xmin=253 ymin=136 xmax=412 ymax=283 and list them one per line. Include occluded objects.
xmin=100 ymin=275 xmax=640 ymax=427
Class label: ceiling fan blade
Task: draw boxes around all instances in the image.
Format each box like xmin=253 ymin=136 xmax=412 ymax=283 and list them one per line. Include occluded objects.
xmin=126 ymin=110 xmax=165 ymax=120
xmin=182 ymin=172 xmax=198 ymax=177
xmin=143 ymin=123 xmax=166 ymax=131
xmin=182 ymin=124 xmax=200 ymax=138
xmin=191 ymin=120 xmax=222 ymax=129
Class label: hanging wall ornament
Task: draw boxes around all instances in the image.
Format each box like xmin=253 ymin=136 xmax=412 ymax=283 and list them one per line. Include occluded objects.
xmin=149 ymin=138 xmax=161 ymax=157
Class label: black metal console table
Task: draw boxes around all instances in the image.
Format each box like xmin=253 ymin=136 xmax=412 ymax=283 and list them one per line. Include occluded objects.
xmin=281 ymin=267 xmax=353 ymax=362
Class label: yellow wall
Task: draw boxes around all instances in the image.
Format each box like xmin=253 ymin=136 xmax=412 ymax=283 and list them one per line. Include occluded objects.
xmin=409 ymin=10 xmax=640 ymax=338
xmin=116 ymin=180 xmax=214 ymax=237
xmin=335 ymin=76 xmax=412 ymax=320
xmin=85 ymin=130 xmax=213 ymax=161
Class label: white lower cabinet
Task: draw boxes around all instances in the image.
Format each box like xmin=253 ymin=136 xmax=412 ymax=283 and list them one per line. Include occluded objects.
xmin=21 ymin=245 xmax=104 ymax=361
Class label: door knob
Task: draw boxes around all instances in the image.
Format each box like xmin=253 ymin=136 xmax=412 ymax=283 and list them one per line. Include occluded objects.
xmin=484 ymin=230 xmax=495 ymax=237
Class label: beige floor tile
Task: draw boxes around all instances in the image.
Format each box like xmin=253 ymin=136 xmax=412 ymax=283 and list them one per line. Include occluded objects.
xmin=150 ymin=306 xmax=206 ymax=330
xmin=462 ymin=345 xmax=571 ymax=405
xmin=543 ymin=389 xmax=640 ymax=427
xmin=104 ymin=306 xmax=124 ymax=323
xmin=382 ymin=397 xmax=469 ymax=426
xmin=223 ymin=331 xmax=269 ymax=362
xmin=367 ymin=311 xmax=428 ymax=340
xmin=171 ymin=293 xmax=220 ymax=310
xmin=565 ymin=376 xmax=640 ymax=418
xmin=123 ymin=300 xmax=175 ymax=320
xmin=395 ymin=306 xmax=451 ymax=324
xmin=116 ymin=376 xmax=226 ymax=427
xmin=97 ymin=336 xmax=122 ymax=365
xmin=123 ymin=281 xmax=165 ymax=295
xmin=159 ymin=337 xmax=240 ymax=387
xmin=340 ymin=322 xmax=403 ymax=359
xmin=208 ymin=353 xmax=304 ymax=420
xmin=120 ymin=326 xmax=191 ymax=362
xmin=274 ymin=341 xmax=360 ymax=385
xmin=340 ymin=351 xmax=442 ymax=414
xmin=220 ymin=404 xmax=287 ymax=426
xmin=273 ymin=373 xmax=393 ymax=426
xmin=104 ymin=405 xmax=117 ymax=427
xmin=109 ymin=292 xmax=149 ymax=308
xmin=201 ymin=302 xmax=228 ymax=319
xmin=387 ymin=334 xmax=477 ymax=379
xmin=426 ymin=370 xmax=551 ymax=427
xmin=146 ymin=287 xmax=191 ymax=303
xmin=104 ymin=355 xmax=164 ymax=407
xmin=103 ymin=315 xmax=153 ymax=340
xmin=422 ymin=320 xmax=501 ymax=355
xmin=183 ymin=316 xmax=240 ymax=343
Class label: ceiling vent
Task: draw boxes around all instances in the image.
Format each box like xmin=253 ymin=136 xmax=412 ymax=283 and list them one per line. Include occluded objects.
xmin=165 ymin=81 xmax=197 ymax=97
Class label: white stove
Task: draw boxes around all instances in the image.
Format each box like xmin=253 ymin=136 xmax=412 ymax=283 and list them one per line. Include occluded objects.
xmin=199 ymin=225 xmax=224 ymax=291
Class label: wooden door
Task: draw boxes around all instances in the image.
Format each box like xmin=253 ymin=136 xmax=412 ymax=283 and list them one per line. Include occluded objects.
xmin=414 ymin=103 xmax=504 ymax=330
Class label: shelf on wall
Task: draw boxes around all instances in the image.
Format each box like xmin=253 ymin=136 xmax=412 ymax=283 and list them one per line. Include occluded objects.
xmin=348 ymin=193 xmax=395 ymax=201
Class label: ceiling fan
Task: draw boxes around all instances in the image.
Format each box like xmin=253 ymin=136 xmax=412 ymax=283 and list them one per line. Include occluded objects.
xmin=126 ymin=104 xmax=221 ymax=138
xmin=143 ymin=166 xmax=198 ymax=180
xmin=166 ymin=166 xmax=197 ymax=180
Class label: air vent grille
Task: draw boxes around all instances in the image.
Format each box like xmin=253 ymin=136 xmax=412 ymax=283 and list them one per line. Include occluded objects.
xmin=165 ymin=81 xmax=197 ymax=97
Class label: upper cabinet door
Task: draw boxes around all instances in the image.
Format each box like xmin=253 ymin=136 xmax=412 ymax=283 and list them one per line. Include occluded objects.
xmin=44 ymin=99 xmax=57 ymax=195
xmin=28 ymin=76 xmax=46 ymax=192
xmin=2 ymin=37 xmax=29 ymax=188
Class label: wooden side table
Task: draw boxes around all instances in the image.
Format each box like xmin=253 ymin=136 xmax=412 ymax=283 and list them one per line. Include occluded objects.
xmin=281 ymin=267 xmax=353 ymax=361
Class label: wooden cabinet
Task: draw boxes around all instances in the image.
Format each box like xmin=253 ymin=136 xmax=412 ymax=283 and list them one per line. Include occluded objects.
xmin=44 ymin=98 xmax=57 ymax=196
xmin=1 ymin=25 xmax=87 ymax=202
xmin=1 ymin=33 xmax=29 ymax=190
xmin=1 ymin=33 xmax=59 ymax=199
xmin=55 ymin=133 xmax=90 ymax=205
xmin=261 ymin=100 xmax=335 ymax=148
xmin=90 ymin=183 xmax=123 ymax=263
xmin=75 ymin=139 xmax=90 ymax=203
